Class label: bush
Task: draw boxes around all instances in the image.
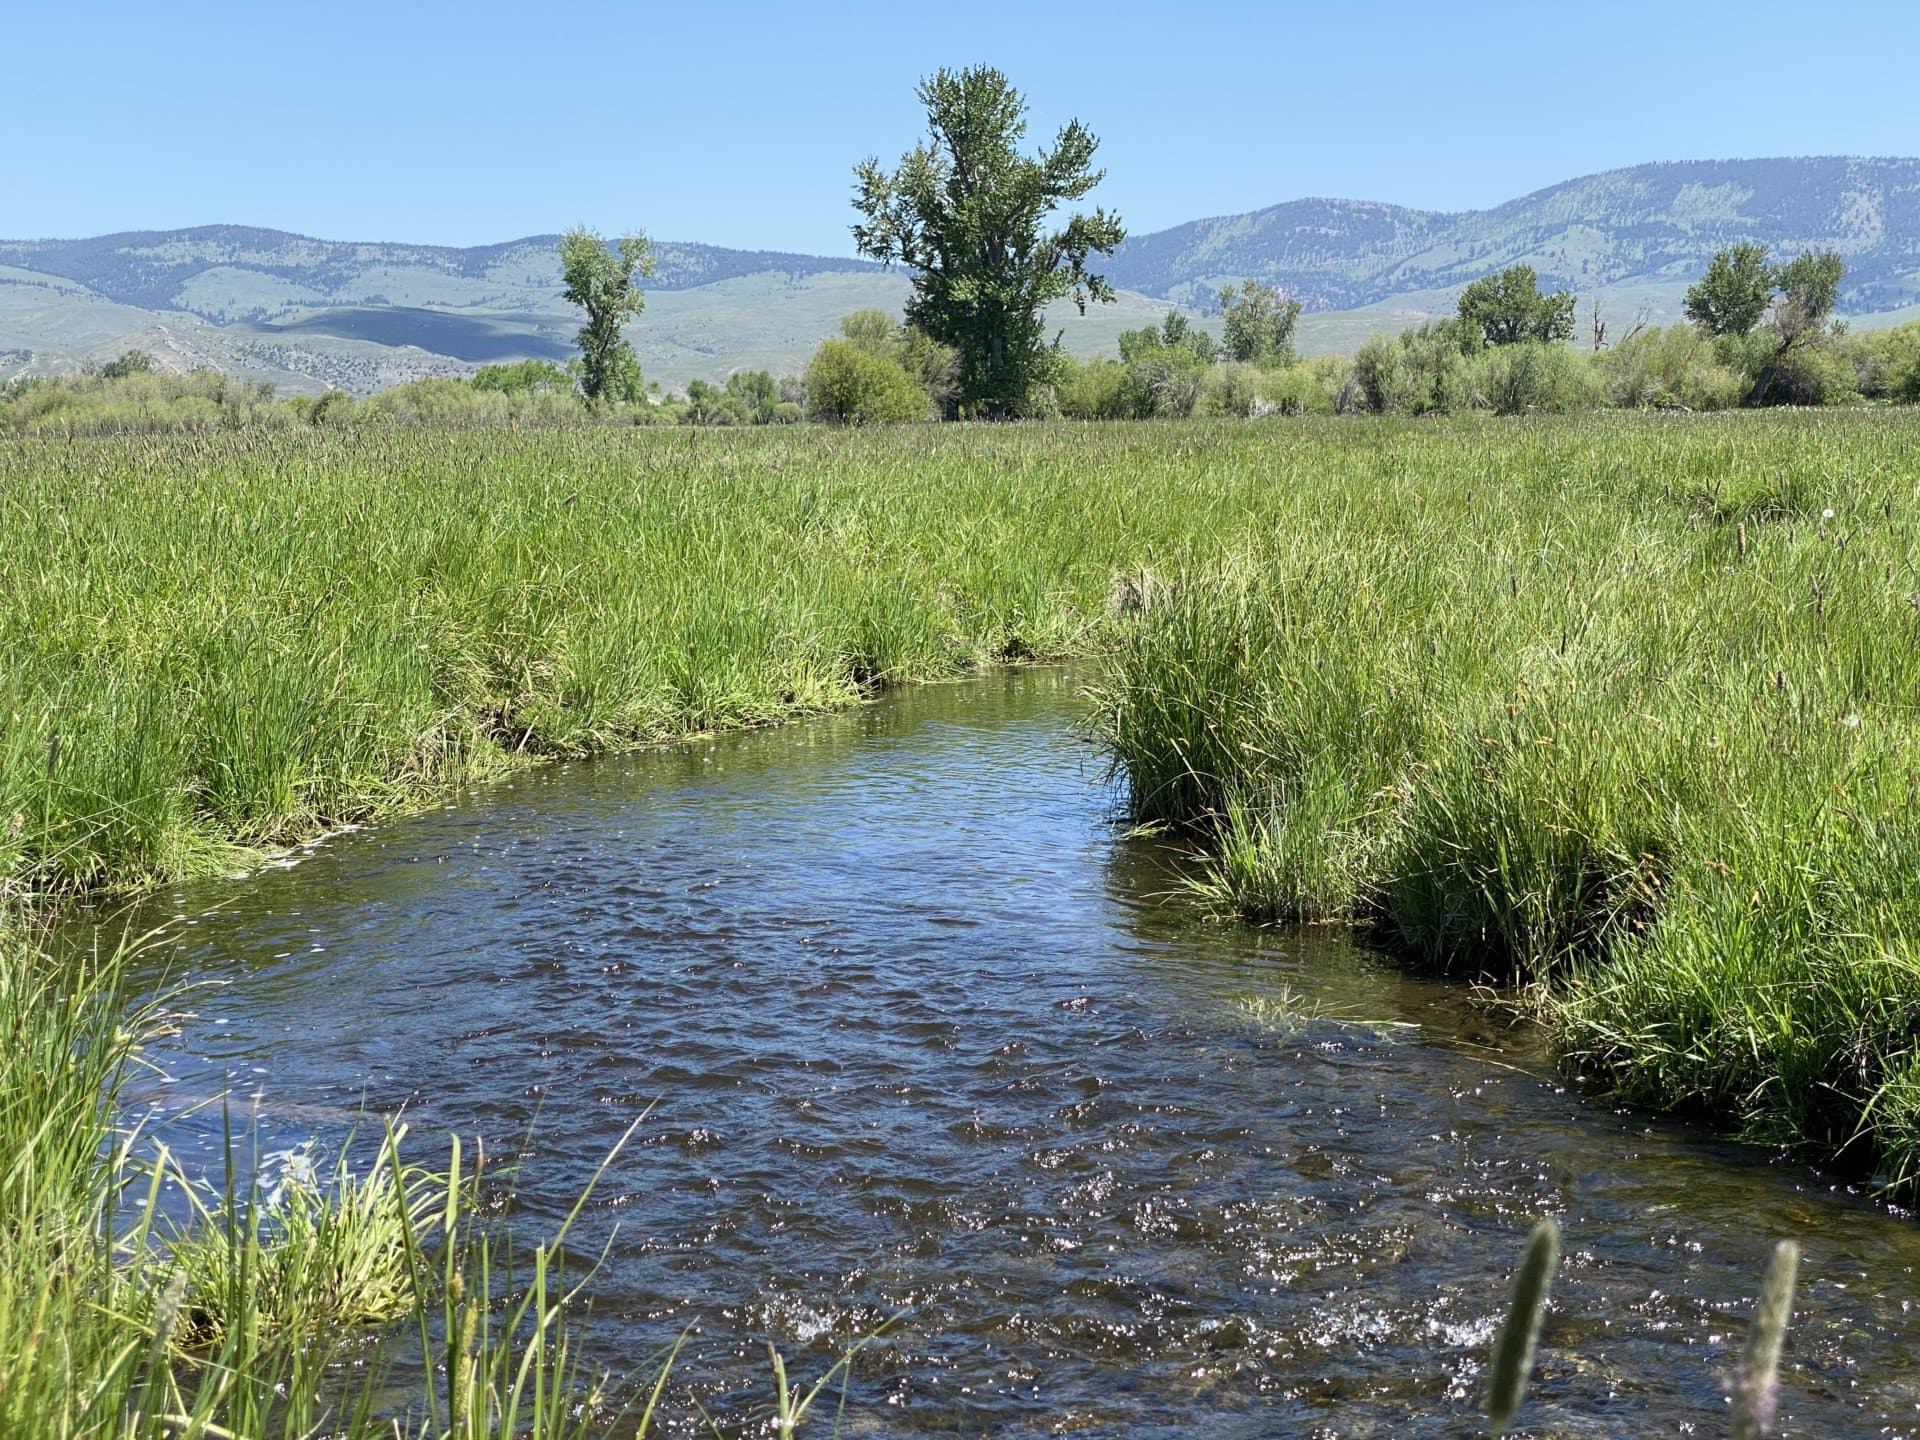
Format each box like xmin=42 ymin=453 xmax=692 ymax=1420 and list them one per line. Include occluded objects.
xmin=1844 ymin=321 xmax=1920 ymax=402
xmin=1351 ymin=324 xmax=1473 ymax=414
xmin=1600 ymin=326 xmax=1745 ymax=410
xmin=1201 ymin=362 xmax=1281 ymax=419
xmin=0 ymin=369 xmax=289 ymax=436
xmin=1265 ymin=356 xmax=1344 ymax=416
xmin=1466 ymin=341 xmax=1604 ymax=414
xmin=804 ymin=339 xmax=929 ymax=425
xmin=471 ymin=359 xmax=572 ymax=393
xmin=1052 ymin=356 xmax=1129 ymax=419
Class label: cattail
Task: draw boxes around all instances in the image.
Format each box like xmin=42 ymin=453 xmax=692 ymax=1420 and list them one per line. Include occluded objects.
xmin=1730 ymin=1240 xmax=1800 ymax=1440
xmin=1488 ymin=1218 xmax=1560 ymax=1437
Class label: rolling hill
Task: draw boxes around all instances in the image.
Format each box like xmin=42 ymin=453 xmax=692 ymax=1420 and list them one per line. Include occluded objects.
xmin=4 ymin=157 xmax=1917 ymax=393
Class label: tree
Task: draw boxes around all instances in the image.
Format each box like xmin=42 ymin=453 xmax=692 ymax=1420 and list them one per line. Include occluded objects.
xmin=97 ymin=349 xmax=157 ymax=379
xmin=852 ymin=66 xmax=1125 ymax=418
xmin=1684 ymin=243 xmax=1774 ymax=338
xmin=1218 ymin=280 xmax=1302 ymax=366
xmin=1772 ymin=248 xmax=1845 ymax=351
xmin=559 ymin=227 xmax=654 ymax=404
xmin=1118 ymin=311 xmax=1216 ymax=365
xmin=1743 ymin=249 xmax=1848 ymax=407
xmin=1457 ymin=265 xmax=1576 ymax=348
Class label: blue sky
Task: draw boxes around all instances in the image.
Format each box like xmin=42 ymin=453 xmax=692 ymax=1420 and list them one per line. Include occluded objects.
xmin=8 ymin=1 xmax=1917 ymax=252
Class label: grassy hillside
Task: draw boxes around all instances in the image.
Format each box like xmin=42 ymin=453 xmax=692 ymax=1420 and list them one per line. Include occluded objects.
xmin=1105 ymin=157 xmax=1920 ymax=313
xmin=5 ymin=157 xmax=1918 ymax=389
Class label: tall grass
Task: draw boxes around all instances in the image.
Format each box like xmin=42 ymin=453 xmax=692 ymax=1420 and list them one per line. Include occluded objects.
xmin=0 ymin=419 xmax=1475 ymax=897
xmin=0 ymin=915 xmax=651 ymax=1438
xmin=1089 ymin=408 xmax=1920 ymax=1187
xmin=0 ymin=413 xmax=1907 ymax=1430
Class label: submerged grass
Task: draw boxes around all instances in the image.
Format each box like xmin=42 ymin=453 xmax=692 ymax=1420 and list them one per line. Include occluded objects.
xmin=1090 ymin=407 xmax=1920 ymax=1189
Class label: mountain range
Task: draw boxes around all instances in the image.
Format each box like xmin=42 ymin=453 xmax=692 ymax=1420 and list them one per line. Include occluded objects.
xmin=4 ymin=157 xmax=1917 ymax=394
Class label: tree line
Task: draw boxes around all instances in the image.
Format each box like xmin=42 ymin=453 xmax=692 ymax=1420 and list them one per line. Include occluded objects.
xmin=8 ymin=64 xmax=1917 ymax=433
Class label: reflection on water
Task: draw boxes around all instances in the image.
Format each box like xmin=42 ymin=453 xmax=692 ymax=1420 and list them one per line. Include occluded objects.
xmin=99 ymin=667 xmax=1920 ymax=1436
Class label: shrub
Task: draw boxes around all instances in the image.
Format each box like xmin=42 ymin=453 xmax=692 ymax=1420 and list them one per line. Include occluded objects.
xmin=1844 ymin=321 xmax=1920 ymax=402
xmin=471 ymin=359 xmax=572 ymax=393
xmin=803 ymin=339 xmax=929 ymax=425
xmin=1053 ymin=356 xmax=1130 ymax=420
xmin=1466 ymin=341 xmax=1603 ymax=414
xmin=1600 ymin=326 xmax=1745 ymax=410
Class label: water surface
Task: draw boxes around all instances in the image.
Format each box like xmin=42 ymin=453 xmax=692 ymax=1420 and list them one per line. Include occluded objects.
xmin=116 ymin=667 xmax=1920 ymax=1437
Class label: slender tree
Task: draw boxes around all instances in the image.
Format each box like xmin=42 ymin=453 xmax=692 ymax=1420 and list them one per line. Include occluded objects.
xmin=559 ymin=227 xmax=654 ymax=404
xmin=852 ymin=66 xmax=1125 ymax=417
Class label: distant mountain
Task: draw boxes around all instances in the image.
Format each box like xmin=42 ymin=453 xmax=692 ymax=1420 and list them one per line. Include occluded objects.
xmin=3 ymin=157 xmax=1917 ymax=394
xmin=0 ymin=226 xmax=884 ymax=316
xmin=1107 ymin=157 xmax=1920 ymax=314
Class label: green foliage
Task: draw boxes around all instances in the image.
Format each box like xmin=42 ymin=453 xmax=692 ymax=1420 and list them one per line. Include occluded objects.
xmin=1600 ymin=325 xmax=1746 ymax=410
xmin=558 ymin=226 xmax=654 ymax=404
xmin=1458 ymin=264 xmax=1577 ymax=347
xmin=1118 ymin=311 xmax=1217 ymax=365
xmin=681 ymin=371 xmax=787 ymax=426
xmin=470 ymin=358 xmax=571 ymax=393
xmin=803 ymin=339 xmax=929 ymax=425
xmin=0 ymin=368 xmax=288 ymax=436
xmin=1218 ymin=279 xmax=1302 ymax=366
xmin=1352 ymin=321 xmax=1475 ymax=414
xmin=1090 ymin=408 xmax=1920 ymax=1189
xmin=1471 ymin=340 xmax=1605 ymax=414
xmin=1775 ymin=248 xmax=1846 ymax=338
xmin=97 ymin=348 xmax=158 ymax=379
xmin=1684 ymin=243 xmax=1775 ymax=337
xmin=1846 ymin=320 xmax=1920 ymax=401
xmin=1052 ymin=355 xmax=1131 ymax=419
xmin=852 ymin=66 xmax=1125 ymax=417
xmin=1742 ymin=249 xmax=1850 ymax=406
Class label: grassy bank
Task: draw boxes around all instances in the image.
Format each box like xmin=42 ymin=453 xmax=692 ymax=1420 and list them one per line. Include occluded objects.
xmin=4 ymin=411 xmax=1912 ymax=1427
xmin=0 ymin=920 xmax=641 ymax=1439
xmin=1090 ymin=407 xmax=1920 ymax=1188
xmin=0 ymin=422 xmax=1317 ymax=896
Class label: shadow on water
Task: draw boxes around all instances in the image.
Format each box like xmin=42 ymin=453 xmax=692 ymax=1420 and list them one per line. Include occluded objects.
xmin=87 ymin=665 xmax=1920 ymax=1437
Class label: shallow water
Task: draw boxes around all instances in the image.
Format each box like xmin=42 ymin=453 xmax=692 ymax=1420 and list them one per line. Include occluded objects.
xmin=107 ymin=666 xmax=1920 ymax=1436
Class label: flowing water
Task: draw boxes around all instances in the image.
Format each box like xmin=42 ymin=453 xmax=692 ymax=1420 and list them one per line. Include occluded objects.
xmin=107 ymin=667 xmax=1920 ymax=1437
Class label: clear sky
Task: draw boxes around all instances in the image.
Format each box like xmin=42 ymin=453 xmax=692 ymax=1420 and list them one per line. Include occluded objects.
xmin=8 ymin=1 xmax=1917 ymax=253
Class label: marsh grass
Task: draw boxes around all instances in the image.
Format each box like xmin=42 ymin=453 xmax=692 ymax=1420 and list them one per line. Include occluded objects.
xmin=0 ymin=915 xmax=665 ymax=1439
xmin=1089 ymin=408 xmax=1920 ymax=1186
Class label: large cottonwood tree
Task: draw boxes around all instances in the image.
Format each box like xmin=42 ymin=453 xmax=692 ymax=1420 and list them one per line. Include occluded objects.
xmin=559 ymin=227 xmax=653 ymax=404
xmin=852 ymin=67 xmax=1124 ymax=418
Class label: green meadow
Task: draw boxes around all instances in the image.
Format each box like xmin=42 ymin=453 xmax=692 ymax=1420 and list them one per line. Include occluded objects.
xmin=2 ymin=410 xmax=1918 ymax=1434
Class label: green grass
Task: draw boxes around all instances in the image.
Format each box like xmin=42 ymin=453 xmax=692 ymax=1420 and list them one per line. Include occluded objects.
xmin=0 ymin=409 xmax=1899 ymax=1429
xmin=0 ymin=914 xmax=671 ymax=1438
xmin=0 ymin=420 xmax=1432 ymax=898
xmin=1089 ymin=407 xmax=1920 ymax=1188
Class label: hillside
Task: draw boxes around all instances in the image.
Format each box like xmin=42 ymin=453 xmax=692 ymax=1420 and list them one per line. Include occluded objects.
xmin=1109 ymin=156 xmax=1920 ymax=317
xmin=3 ymin=157 xmax=1917 ymax=393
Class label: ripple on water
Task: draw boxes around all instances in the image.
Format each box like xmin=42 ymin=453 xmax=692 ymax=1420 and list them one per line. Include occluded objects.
xmin=97 ymin=668 xmax=1920 ymax=1438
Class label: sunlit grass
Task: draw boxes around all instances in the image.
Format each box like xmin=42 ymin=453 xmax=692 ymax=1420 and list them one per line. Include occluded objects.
xmin=1089 ymin=406 xmax=1920 ymax=1187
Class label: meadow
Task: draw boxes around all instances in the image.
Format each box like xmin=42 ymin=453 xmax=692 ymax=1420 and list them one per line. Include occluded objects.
xmin=1 ymin=411 xmax=1915 ymax=1434
xmin=1090 ymin=408 xmax=1920 ymax=1188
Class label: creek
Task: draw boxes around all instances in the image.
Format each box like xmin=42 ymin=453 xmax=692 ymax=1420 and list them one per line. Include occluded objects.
xmin=108 ymin=666 xmax=1920 ymax=1436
